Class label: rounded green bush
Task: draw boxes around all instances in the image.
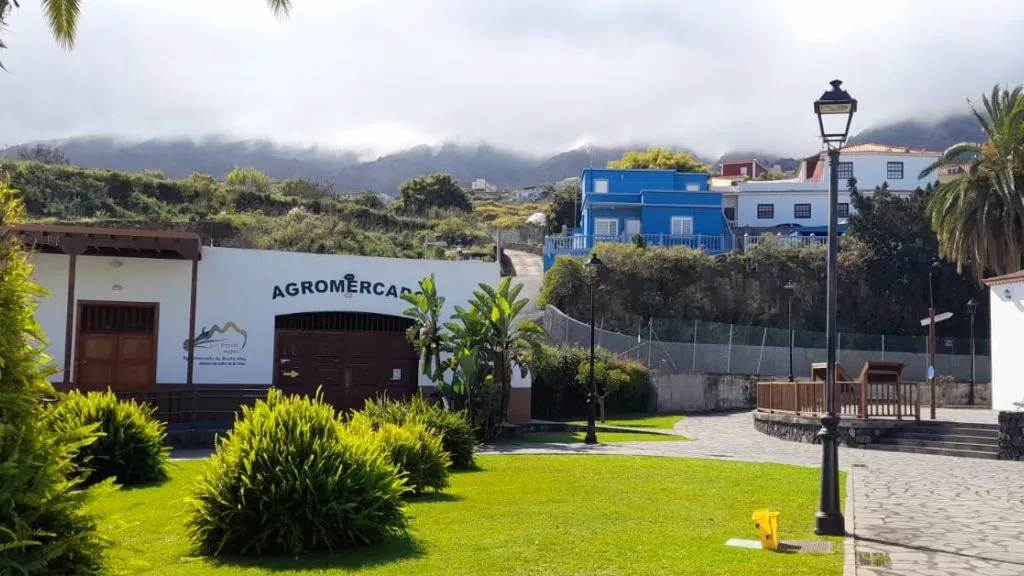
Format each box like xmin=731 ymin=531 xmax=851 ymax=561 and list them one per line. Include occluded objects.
xmin=185 ymin=389 xmax=409 ymax=557
xmin=44 ymin=389 xmax=169 ymax=486
xmin=361 ymin=396 xmax=476 ymax=470
xmin=349 ymin=413 xmax=451 ymax=495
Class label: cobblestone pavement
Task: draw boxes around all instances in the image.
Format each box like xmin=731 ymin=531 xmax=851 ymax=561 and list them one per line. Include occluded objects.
xmin=480 ymin=410 xmax=1024 ymax=576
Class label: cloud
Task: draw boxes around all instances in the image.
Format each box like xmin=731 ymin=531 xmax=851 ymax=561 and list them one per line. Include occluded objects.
xmin=3 ymin=0 xmax=1024 ymax=158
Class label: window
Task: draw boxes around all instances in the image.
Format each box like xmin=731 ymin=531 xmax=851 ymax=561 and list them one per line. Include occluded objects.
xmin=794 ymin=203 xmax=812 ymax=219
xmin=594 ymin=179 xmax=609 ymax=194
xmin=685 ymin=183 xmax=700 ymax=191
xmin=724 ymin=207 xmax=736 ymax=221
xmin=624 ymin=219 xmax=642 ymax=235
xmin=594 ymin=218 xmax=618 ymax=236
xmin=887 ymin=161 xmax=904 ymax=180
xmin=836 ymin=162 xmax=854 ymax=180
xmin=837 ymin=203 xmax=850 ymax=218
xmin=756 ymin=204 xmax=775 ymax=219
xmin=671 ymin=216 xmax=694 ymax=236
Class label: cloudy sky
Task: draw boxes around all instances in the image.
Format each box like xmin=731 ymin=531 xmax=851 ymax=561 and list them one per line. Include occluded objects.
xmin=2 ymin=0 xmax=1023 ymax=158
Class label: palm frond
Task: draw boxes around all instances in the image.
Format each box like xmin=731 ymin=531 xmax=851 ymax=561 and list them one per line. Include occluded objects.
xmin=41 ymin=0 xmax=80 ymax=50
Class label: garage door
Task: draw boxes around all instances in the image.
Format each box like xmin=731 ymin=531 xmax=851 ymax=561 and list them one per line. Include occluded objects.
xmin=273 ymin=312 xmax=419 ymax=412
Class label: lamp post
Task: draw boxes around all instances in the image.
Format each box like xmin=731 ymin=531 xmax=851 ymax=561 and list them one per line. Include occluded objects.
xmin=967 ymin=297 xmax=978 ymax=406
xmin=928 ymin=260 xmax=941 ymax=420
xmin=812 ymin=79 xmax=856 ymax=537
xmin=784 ymin=280 xmax=797 ymax=382
xmin=584 ymin=253 xmax=603 ymax=445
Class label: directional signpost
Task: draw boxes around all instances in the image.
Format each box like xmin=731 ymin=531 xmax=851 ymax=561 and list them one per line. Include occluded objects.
xmin=920 ymin=312 xmax=952 ymax=420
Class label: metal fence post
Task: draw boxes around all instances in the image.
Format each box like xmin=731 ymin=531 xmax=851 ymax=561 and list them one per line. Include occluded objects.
xmin=756 ymin=327 xmax=767 ymax=375
xmin=726 ymin=325 xmax=734 ymax=374
xmin=881 ymin=334 xmax=886 ymax=361
xmin=691 ymin=319 xmax=698 ymax=372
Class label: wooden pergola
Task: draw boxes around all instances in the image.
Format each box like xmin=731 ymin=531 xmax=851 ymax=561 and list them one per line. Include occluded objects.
xmin=6 ymin=224 xmax=203 ymax=389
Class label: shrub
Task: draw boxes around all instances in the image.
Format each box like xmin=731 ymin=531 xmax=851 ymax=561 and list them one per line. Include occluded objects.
xmin=529 ymin=344 xmax=651 ymax=419
xmin=0 ymin=179 xmax=107 ymax=575
xmin=361 ymin=396 xmax=476 ymax=470
xmin=349 ymin=413 xmax=451 ymax=495
xmin=44 ymin=389 xmax=169 ymax=486
xmin=184 ymin=389 xmax=408 ymax=556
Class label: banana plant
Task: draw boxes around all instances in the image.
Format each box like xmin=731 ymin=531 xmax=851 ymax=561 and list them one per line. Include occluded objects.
xmin=401 ymin=274 xmax=452 ymax=403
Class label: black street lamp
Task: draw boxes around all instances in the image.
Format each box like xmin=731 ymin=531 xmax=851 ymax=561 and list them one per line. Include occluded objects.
xmin=584 ymin=253 xmax=604 ymax=445
xmin=927 ymin=260 xmax=941 ymax=419
xmin=812 ymin=79 xmax=856 ymax=537
xmin=967 ymin=297 xmax=979 ymax=406
xmin=784 ymin=281 xmax=797 ymax=382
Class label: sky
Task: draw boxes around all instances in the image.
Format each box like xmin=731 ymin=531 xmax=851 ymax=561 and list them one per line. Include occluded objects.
xmin=2 ymin=0 xmax=1024 ymax=159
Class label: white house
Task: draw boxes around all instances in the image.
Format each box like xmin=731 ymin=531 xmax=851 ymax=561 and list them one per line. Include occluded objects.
xmin=728 ymin=144 xmax=942 ymax=229
xmin=471 ymin=178 xmax=497 ymax=194
xmin=985 ymin=270 xmax=1024 ymax=411
xmin=17 ymin=224 xmax=532 ymax=423
xmin=514 ymin=189 xmax=543 ymax=202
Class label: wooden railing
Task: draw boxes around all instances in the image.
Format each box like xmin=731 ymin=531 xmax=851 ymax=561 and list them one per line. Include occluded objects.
xmin=756 ymin=380 xmax=919 ymax=420
xmin=113 ymin=385 xmax=269 ymax=426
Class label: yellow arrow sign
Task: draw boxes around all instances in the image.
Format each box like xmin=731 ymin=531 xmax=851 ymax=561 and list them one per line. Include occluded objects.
xmin=282 ymin=369 xmax=300 ymax=379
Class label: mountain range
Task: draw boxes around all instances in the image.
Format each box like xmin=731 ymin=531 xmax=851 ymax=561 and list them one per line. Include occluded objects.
xmin=2 ymin=114 xmax=979 ymax=193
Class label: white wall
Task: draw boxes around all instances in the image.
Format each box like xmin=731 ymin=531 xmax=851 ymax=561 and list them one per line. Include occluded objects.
xmin=30 ymin=247 xmax=529 ymax=390
xmin=735 ymin=191 xmax=855 ymax=228
xmin=990 ymin=281 xmax=1024 ymax=411
xmin=32 ymin=253 xmax=193 ymax=384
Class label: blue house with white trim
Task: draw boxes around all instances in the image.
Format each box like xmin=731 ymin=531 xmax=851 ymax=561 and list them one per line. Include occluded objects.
xmin=543 ymin=169 xmax=732 ymax=270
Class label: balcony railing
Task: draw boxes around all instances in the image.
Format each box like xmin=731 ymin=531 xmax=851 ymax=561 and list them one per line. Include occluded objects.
xmin=544 ymin=233 xmax=728 ymax=257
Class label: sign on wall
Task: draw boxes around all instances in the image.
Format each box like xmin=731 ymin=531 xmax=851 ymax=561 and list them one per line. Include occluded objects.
xmin=182 ymin=321 xmax=249 ymax=368
xmin=270 ymin=273 xmax=420 ymax=301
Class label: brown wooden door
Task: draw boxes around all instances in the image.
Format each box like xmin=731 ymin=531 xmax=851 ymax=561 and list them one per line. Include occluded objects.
xmin=76 ymin=303 xmax=157 ymax=391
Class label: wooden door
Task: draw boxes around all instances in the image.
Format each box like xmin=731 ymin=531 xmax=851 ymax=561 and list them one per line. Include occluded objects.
xmin=76 ymin=303 xmax=158 ymax=391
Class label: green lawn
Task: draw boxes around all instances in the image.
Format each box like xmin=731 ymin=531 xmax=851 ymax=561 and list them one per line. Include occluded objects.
xmin=568 ymin=413 xmax=686 ymax=430
xmin=518 ymin=431 xmax=686 ymax=444
xmin=89 ymin=456 xmax=843 ymax=576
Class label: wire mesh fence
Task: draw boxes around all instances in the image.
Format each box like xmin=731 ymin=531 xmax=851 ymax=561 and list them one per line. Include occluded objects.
xmin=543 ymin=306 xmax=991 ymax=383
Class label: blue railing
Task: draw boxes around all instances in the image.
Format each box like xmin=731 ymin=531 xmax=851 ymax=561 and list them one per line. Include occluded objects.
xmin=543 ymin=233 xmax=729 ymax=270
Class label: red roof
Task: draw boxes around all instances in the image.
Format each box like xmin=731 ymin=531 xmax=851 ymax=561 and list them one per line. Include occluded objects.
xmin=983 ymin=270 xmax=1024 ymax=286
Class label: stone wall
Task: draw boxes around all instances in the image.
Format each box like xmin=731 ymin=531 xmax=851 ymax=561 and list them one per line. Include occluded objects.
xmin=753 ymin=411 xmax=903 ymax=448
xmin=998 ymin=411 xmax=1024 ymax=460
xmin=650 ymin=372 xmax=758 ymax=413
xmin=931 ymin=377 xmax=992 ymax=407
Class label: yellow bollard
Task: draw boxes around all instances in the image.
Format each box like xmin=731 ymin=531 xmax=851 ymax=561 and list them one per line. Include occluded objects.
xmin=752 ymin=509 xmax=781 ymax=551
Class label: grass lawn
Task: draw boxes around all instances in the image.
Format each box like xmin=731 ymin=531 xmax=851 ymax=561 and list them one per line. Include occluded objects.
xmin=568 ymin=413 xmax=686 ymax=430
xmin=90 ymin=455 xmax=843 ymax=576
xmin=517 ymin=431 xmax=686 ymax=443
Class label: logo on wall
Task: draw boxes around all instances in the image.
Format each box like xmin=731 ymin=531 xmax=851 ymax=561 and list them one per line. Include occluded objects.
xmin=182 ymin=321 xmax=249 ymax=368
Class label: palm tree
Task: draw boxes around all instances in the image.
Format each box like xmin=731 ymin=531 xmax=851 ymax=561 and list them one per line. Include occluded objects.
xmin=0 ymin=0 xmax=291 ymax=69
xmin=919 ymin=84 xmax=1024 ymax=279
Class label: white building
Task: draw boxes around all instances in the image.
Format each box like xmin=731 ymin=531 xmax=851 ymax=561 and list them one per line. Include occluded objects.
xmin=727 ymin=144 xmax=942 ymax=229
xmin=17 ymin=224 xmax=532 ymax=422
xmin=514 ymin=189 xmax=543 ymax=202
xmin=471 ymin=178 xmax=497 ymax=194
xmin=986 ymin=271 xmax=1024 ymax=411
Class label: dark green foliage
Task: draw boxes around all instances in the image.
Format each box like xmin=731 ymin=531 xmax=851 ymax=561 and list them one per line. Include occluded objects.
xmin=349 ymin=413 xmax=451 ymax=495
xmin=185 ymin=389 xmax=408 ymax=557
xmin=44 ymin=389 xmax=170 ymax=486
xmin=361 ymin=396 xmax=476 ymax=470
xmin=394 ymin=173 xmax=473 ymax=214
xmin=530 ymin=344 xmax=651 ymax=420
xmin=0 ymin=180 xmax=107 ymax=575
xmin=546 ymin=184 xmax=581 ymax=233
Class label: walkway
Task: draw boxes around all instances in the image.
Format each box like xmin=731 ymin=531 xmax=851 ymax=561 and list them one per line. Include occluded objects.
xmin=481 ymin=409 xmax=1024 ymax=576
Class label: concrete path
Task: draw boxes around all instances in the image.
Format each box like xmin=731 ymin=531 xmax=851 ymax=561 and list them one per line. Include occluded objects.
xmin=481 ymin=410 xmax=1024 ymax=576
xmin=503 ymin=249 xmax=543 ymax=319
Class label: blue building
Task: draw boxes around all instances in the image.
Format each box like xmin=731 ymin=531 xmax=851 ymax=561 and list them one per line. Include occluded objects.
xmin=543 ymin=169 xmax=732 ymax=270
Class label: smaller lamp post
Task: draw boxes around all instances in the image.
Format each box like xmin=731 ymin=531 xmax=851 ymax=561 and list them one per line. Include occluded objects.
xmin=584 ymin=253 xmax=604 ymax=445
xmin=784 ymin=281 xmax=797 ymax=382
xmin=928 ymin=260 xmax=941 ymax=420
xmin=967 ymin=297 xmax=979 ymax=406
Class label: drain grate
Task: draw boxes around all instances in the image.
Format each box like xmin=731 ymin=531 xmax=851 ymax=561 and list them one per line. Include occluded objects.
xmin=780 ymin=541 xmax=833 ymax=554
xmin=857 ymin=552 xmax=893 ymax=568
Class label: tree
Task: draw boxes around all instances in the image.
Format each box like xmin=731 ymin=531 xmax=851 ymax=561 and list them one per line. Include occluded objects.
xmin=354 ymin=190 xmax=385 ymax=210
xmin=276 ymin=178 xmax=334 ymax=200
xmin=607 ymin=147 xmax=711 ymax=173
xmin=546 ymin=184 xmax=581 ymax=233
xmin=575 ymin=360 xmax=628 ymax=423
xmin=0 ymin=177 xmax=106 ymax=574
xmin=394 ymin=173 xmax=472 ymax=214
xmin=919 ymin=84 xmax=1024 ymax=279
xmin=225 ymin=166 xmax=273 ymax=194
xmin=16 ymin=143 xmax=69 ymax=165
xmin=0 ymin=0 xmax=292 ymax=69
xmin=401 ymin=274 xmax=449 ymax=404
